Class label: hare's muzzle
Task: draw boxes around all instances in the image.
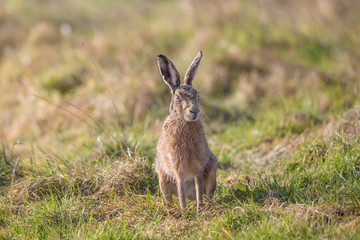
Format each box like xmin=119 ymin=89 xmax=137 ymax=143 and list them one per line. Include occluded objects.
xmin=187 ymin=109 xmax=201 ymax=121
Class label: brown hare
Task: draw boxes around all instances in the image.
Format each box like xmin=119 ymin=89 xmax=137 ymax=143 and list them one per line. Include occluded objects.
xmin=155 ymin=51 xmax=218 ymax=211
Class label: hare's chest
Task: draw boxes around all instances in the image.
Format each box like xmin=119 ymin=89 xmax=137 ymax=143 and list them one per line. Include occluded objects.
xmin=169 ymin=138 xmax=209 ymax=177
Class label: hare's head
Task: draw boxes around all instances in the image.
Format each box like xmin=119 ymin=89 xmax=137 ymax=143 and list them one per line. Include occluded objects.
xmin=157 ymin=51 xmax=203 ymax=122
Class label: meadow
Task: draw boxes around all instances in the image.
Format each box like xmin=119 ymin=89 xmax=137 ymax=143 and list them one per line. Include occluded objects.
xmin=0 ymin=0 xmax=360 ymax=239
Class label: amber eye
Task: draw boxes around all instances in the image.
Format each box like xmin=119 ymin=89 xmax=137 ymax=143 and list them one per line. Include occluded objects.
xmin=176 ymin=95 xmax=181 ymax=101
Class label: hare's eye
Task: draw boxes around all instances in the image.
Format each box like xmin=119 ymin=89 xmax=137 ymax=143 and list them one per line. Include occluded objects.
xmin=176 ymin=95 xmax=181 ymax=101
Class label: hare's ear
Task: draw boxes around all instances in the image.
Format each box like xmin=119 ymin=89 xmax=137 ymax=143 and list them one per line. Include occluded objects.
xmin=157 ymin=54 xmax=180 ymax=94
xmin=184 ymin=50 xmax=202 ymax=86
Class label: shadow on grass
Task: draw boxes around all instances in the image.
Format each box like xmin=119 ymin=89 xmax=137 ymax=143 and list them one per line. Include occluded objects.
xmin=217 ymin=176 xmax=297 ymax=207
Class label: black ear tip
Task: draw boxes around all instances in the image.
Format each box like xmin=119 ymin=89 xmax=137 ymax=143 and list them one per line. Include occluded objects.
xmin=157 ymin=54 xmax=166 ymax=59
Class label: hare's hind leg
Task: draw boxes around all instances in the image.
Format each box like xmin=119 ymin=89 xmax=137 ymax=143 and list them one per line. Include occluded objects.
xmin=204 ymin=153 xmax=218 ymax=200
xmin=158 ymin=172 xmax=176 ymax=204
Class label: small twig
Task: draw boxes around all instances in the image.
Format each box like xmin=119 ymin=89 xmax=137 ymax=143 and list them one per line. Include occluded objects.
xmin=80 ymin=41 xmax=122 ymax=126
xmin=9 ymin=157 xmax=20 ymax=197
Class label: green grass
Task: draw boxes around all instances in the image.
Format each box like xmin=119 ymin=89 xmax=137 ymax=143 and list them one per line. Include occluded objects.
xmin=1 ymin=0 xmax=360 ymax=239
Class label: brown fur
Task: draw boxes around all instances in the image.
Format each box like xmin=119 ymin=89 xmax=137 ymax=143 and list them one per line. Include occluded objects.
xmin=155 ymin=51 xmax=218 ymax=211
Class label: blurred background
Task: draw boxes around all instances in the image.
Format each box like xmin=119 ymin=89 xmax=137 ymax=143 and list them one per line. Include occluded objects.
xmin=0 ymin=0 xmax=359 ymax=163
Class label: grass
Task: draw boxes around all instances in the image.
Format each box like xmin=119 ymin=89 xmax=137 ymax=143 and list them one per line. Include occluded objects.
xmin=1 ymin=0 xmax=360 ymax=239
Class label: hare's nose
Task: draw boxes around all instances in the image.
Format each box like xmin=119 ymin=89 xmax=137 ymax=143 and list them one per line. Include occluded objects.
xmin=189 ymin=110 xmax=197 ymax=114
